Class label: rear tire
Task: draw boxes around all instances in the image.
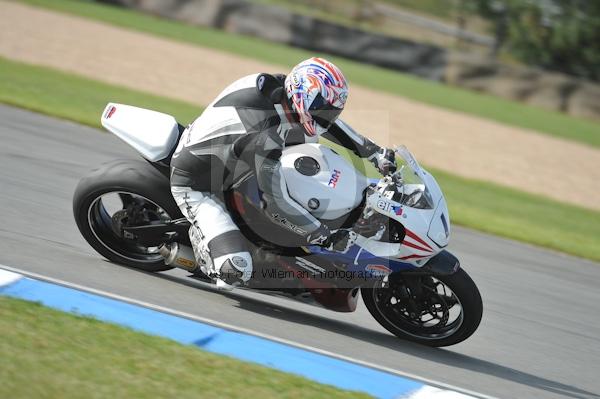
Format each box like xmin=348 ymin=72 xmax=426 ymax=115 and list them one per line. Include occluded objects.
xmin=362 ymin=268 xmax=482 ymax=347
xmin=73 ymin=159 xmax=182 ymax=272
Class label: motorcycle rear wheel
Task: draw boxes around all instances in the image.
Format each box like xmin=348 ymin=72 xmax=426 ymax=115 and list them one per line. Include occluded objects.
xmin=73 ymin=159 xmax=182 ymax=272
xmin=362 ymin=268 xmax=482 ymax=347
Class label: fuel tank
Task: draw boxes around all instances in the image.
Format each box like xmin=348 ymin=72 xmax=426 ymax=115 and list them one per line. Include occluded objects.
xmin=280 ymin=144 xmax=369 ymax=220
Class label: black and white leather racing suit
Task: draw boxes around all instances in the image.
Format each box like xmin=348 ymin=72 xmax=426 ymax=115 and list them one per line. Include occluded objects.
xmin=170 ymin=73 xmax=384 ymax=285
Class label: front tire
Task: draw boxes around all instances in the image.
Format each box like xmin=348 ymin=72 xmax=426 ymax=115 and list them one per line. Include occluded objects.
xmin=362 ymin=268 xmax=483 ymax=347
xmin=73 ymin=159 xmax=182 ymax=272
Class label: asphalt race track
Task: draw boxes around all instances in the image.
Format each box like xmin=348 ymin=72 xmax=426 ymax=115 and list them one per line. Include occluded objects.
xmin=1 ymin=104 xmax=599 ymax=399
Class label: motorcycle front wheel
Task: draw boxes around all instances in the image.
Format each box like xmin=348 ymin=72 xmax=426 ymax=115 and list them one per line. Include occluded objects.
xmin=362 ymin=268 xmax=482 ymax=347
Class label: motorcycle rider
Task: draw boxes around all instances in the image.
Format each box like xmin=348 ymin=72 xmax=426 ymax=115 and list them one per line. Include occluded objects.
xmin=170 ymin=57 xmax=395 ymax=289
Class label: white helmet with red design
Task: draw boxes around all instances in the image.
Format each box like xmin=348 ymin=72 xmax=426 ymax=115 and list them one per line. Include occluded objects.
xmin=285 ymin=57 xmax=349 ymax=137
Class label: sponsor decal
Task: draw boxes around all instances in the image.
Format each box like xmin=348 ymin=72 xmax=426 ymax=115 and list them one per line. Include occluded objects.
xmin=375 ymin=199 xmax=403 ymax=215
xmin=328 ymin=169 xmax=341 ymax=188
xmin=295 ymin=257 xmax=326 ymax=275
xmin=365 ymin=264 xmax=392 ymax=276
xmin=271 ymin=213 xmax=307 ymax=235
xmin=104 ymin=105 xmax=116 ymax=119
xmin=175 ymin=257 xmax=196 ymax=270
xmin=308 ymin=198 xmax=320 ymax=210
xmin=307 ymin=232 xmax=328 ymax=245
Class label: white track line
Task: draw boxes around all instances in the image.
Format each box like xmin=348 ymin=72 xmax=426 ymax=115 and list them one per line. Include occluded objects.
xmin=0 ymin=263 xmax=496 ymax=399
xmin=0 ymin=268 xmax=22 ymax=286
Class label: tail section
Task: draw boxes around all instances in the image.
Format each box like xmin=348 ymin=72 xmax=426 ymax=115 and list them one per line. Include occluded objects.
xmin=101 ymin=103 xmax=181 ymax=162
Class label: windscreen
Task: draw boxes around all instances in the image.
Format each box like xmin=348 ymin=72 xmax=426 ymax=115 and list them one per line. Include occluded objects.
xmin=394 ymin=146 xmax=434 ymax=209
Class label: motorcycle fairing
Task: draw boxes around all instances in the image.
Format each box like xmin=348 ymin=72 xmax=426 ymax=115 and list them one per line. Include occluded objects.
xmin=101 ymin=103 xmax=181 ymax=162
xmin=306 ymin=244 xmax=418 ymax=277
xmin=280 ymin=143 xmax=369 ymax=220
xmin=231 ymin=169 xmax=434 ymax=280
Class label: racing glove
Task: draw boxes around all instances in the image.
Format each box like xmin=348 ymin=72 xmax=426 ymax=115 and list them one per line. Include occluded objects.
xmin=372 ymin=148 xmax=396 ymax=176
xmin=306 ymin=224 xmax=331 ymax=246
xmin=307 ymin=225 xmax=357 ymax=253
xmin=323 ymin=229 xmax=358 ymax=253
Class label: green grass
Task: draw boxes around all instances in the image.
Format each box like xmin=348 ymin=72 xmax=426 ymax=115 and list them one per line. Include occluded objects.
xmin=1 ymin=56 xmax=599 ymax=261
xmin=433 ymin=168 xmax=600 ymax=261
xmin=0 ymin=296 xmax=370 ymax=399
xmin=0 ymin=57 xmax=200 ymax=127
xmin=16 ymin=0 xmax=600 ymax=148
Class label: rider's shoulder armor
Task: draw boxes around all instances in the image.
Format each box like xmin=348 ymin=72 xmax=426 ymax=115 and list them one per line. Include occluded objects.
xmin=213 ymin=74 xmax=280 ymax=111
xmin=256 ymin=73 xmax=286 ymax=104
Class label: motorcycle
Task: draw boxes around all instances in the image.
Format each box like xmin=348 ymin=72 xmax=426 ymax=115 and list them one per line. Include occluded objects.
xmin=73 ymin=103 xmax=482 ymax=347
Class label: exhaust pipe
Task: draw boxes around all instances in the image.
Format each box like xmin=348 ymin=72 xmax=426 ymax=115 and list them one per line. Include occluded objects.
xmin=159 ymin=243 xmax=198 ymax=272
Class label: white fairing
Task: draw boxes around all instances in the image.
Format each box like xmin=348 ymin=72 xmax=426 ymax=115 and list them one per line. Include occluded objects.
xmin=281 ymin=144 xmax=369 ymax=220
xmin=428 ymin=198 xmax=450 ymax=248
xmin=362 ymin=147 xmax=450 ymax=266
xmin=101 ymin=103 xmax=180 ymax=162
xmin=280 ymin=144 xmax=451 ymax=267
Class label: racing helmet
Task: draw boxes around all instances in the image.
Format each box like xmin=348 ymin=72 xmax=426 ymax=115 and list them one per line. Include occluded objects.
xmin=285 ymin=58 xmax=348 ymax=137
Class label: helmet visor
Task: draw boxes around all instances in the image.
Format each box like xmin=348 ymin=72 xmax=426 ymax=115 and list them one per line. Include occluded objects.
xmin=308 ymin=93 xmax=342 ymax=130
